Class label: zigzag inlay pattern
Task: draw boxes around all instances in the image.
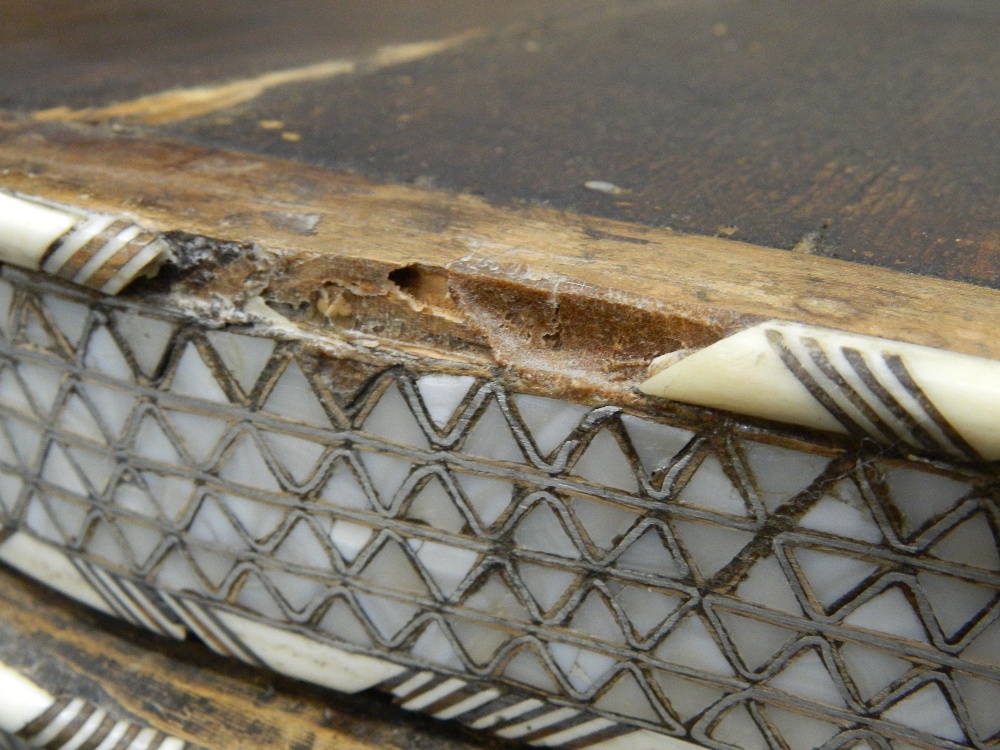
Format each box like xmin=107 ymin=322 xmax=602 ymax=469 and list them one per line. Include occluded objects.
xmin=1 ymin=267 xmax=999 ymax=750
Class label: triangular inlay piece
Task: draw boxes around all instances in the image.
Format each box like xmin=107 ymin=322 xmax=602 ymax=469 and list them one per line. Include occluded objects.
xmin=58 ymin=391 xmax=108 ymax=444
xmin=930 ymin=513 xmax=1000 ymax=571
xmin=272 ymin=517 xmax=335 ymax=570
xmin=736 ymin=556 xmax=804 ymax=616
xmin=672 ymin=520 xmax=754 ymax=578
xmin=843 ymin=587 xmax=929 ymax=643
xmin=838 ymin=642 xmax=913 ymax=703
xmin=571 ymin=497 xmax=640 ymax=552
xmin=206 ymin=330 xmax=275 ymax=395
xmin=215 ymin=431 xmax=281 ymax=492
xmin=620 ymin=413 xmax=694 ymax=479
xmin=571 ymin=428 xmax=639 ymax=493
xmin=139 ymin=472 xmax=196 ymax=522
xmin=357 ymin=451 xmax=412 ymax=507
xmin=463 ymin=569 xmax=531 ymax=622
xmin=187 ymin=496 xmax=247 ymax=550
xmin=790 ymin=546 xmax=881 ymax=612
xmin=453 ymin=471 xmax=514 ymax=527
xmin=328 ymin=519 xmax=375 ymax=563
xmin=502 ymin=645 xmax=560 ymax=693
xmin=883 ymin=466 xmax=971 ymax=536
xmin=651 ymin=671 xmax=729 ymax=723
xmin=261 ymin=359 xmax=333 ymax=428
xmin=447 ymin=616 xmax=510 ymax=666
xmin=169 ymin=342 xmax=228 ymax=403
xmin=187 ymin=545 xmax=237 ymax=589
xmin=593 ymin=671 xmax=663 ymax=722
xmin=880 ymin=682 xmax=965 ymax=742
xmin=79 ymin=382 xmax=137 ymax=440
xmin=405 ymin=474 xmax=466 ymax=533
xmin=569 ymin=589 xmax=628 ymax=643
xmin=516 ymin=561 xmax=578 ymax=612
xmin=512 ymin=394 xmax=589 ymax=457
xmin=678 ymin=454 xmax=751 ymax=517
xmin=41 ymin=443 xmax=88 ymax=497
xmin=917 ymin=571 xmax=997 ymax=639
xmin=18 ymin=361 xmax=64 ymax=416
xmin=317 ymin=597 xmax=372 ymax=646
xmin=259 ymin=429 xmax=326 ymax=485
xmin=155 ymin=548 xmax=207 ymax=594
xmin=235 ymin=570 xmax=285 ymax=620
xmin=43 ymin=296 xmax=89 ymax=347
xmin=461 ymin=399 xmax=525 ymax=464
xmin=163 ymin=409 xmax=232 ymax=464
xmin=21 ymin=302 xmax=60 ymax=352
xmin=765 ymin=648 xmax=847 ymax=707
xmin=952 ymin=672 xmax=1000 ymax=740
xmin=65 ymin=445 xmax=116 ymax=495
xmin=714 ymin=609 xmax=799 ymax=672
xmin=709 ymin=703 xmax=769 ymax=750
xmin=408 ymin=539 xmax=479 ymax=598
xmin=131 ymin=413 xmax=182 ymax=467
xmin=354 ymin=593 xmax=421 ymax=640
xmin=317 ymin=457 xmax=374 ymax=510
xmin=360 ymin=537 xmax=430 ymax=596
xmin=85 ymin=518 xmax=132 ymax=567
xmin=799 ymin=487 xmax=883 ymax=544
xmin=514 ymin=501 xmax=581 ymax=559
xmin=614 ymin=526 xmax=685 ymax=579
xmin=114 ymin=313 xmax=175 ymax=378
xmin=765 ymin=705 xmax=841 ymax=750
xmin=264 ymin=568 xmax=326 ymax=613
xmin=84 ymin=325 xmax=134 ymax=381
xmin=0 ymin=470 xmax=25 ymax=515
xmin=614 ymin=584 xmax=685 ymax=639
xmin=742 ymin=441 xmax=830 ymax=512
xmin=0 ymin=366 xmax=34 ymax=416
xmin=410 ymin=620 xmax=464 ymax=670
xmin=115 ymin=517 xmax=166 ymax=568
xmin=362 ymin=382 xmax=429 ymax=449
xmin=654 ymin=614 xmax=736 ymax=677
xmin=415 ymin=374 xmax=476 ymax=429
xmin=223 ymin=494 xmax=287 ymax=542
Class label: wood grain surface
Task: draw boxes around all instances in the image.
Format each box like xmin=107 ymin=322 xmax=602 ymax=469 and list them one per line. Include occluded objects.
xmin=3 ymin=0 xmax=999 ymax=287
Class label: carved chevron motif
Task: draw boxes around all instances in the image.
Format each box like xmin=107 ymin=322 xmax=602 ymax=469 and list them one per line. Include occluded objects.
xmin=1 ymin=267 xmax=999 ymax=750
xmin=0 ymin=660 xmax=186 ymax=750
xmin=642 ymin=320 xmax=1000 ymax=461
xmin=764 ymin=328 xmax=980 ymax=460
xmin=0 ymin=191 xmax=169 ymax=296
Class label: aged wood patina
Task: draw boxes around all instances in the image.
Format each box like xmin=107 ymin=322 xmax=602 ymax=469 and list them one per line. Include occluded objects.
xmin=1 ymin=2 xmax=999 ymax=750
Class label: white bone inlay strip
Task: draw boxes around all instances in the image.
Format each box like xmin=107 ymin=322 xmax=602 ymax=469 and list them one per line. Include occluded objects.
xmin=0 ymin=662 xmax=186 ymax=749
xmin=0 ymin=191 xmax=168 ymax=295
xmin=642 ymin=320 xmax=1000 ymax=460
xmin=0 ymin=268 xmax=998 ymax=750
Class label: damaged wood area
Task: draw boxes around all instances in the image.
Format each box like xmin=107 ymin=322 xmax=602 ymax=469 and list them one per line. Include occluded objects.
xmin=1 ymin=123 xmax=999 ymax=408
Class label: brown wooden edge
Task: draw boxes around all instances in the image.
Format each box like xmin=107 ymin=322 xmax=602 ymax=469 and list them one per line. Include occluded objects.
xmin=0 ymin=563 xmax=512 ymax=750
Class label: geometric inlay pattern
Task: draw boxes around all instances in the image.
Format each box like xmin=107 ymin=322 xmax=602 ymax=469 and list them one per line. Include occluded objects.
xmin=1 ymin=266 xmax=998 ymax=750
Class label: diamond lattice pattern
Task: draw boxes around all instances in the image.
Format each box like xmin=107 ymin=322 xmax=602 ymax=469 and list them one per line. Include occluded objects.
xmin=1 ymin=269 xmax=999 ymax=750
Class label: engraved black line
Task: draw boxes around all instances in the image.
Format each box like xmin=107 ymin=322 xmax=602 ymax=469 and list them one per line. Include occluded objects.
xmin=765 ymin=329 xmax=870 ymax=436
xmin=884 ymin=353 xmax=980 ymax=460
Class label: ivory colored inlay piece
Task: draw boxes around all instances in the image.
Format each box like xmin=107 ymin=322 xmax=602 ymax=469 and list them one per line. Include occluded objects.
xmin=0 ymin=191 xmax=168 ymax=294
xmin=642 ymin=320 xmax=1000 ymax=460
xmin=0 ymin=660 xmax=186 ymax=749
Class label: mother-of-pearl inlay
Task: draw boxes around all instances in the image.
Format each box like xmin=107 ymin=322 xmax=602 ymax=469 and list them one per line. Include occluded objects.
xmin=0 ymin=259 xmax=998 ymax=748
